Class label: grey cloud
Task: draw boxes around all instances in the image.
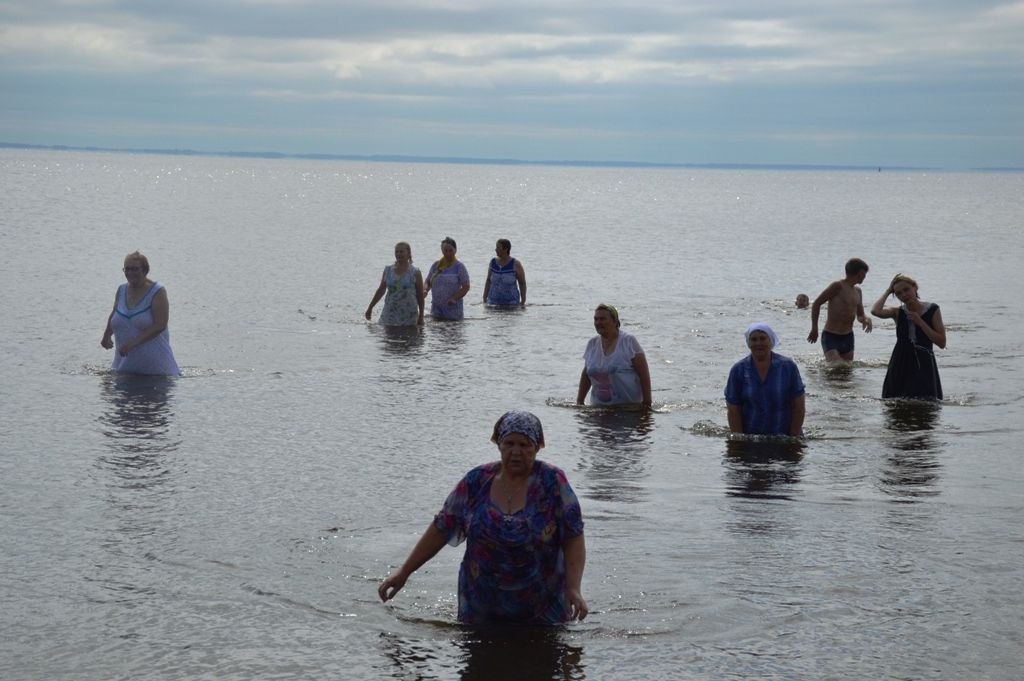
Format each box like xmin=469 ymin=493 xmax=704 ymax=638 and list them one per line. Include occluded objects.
xmin=1 ymin=0 xmax=1021 ymax=166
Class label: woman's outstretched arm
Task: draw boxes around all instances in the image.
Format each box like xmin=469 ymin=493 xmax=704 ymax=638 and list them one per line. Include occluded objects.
xmin=378 ymin=524 xmax=447 ymax=603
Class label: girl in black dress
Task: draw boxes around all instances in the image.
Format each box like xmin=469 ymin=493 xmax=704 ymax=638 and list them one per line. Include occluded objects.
xmin=870 ymin=274 xmax=946 ymax=400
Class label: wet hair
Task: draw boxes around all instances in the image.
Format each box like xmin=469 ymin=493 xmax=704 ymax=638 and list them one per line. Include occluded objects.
xmin=395 ymin=241 xmax=412 ymax=262
xmin=845 ymin=258 xmax=869 ymax=276
xmin=441 ymin=236 xmax=457 ymax=251
xmin=497 ymin=238 xmax=511 ymax=253
xmin=124 ymin=251 xmax=150 ymax=274
xmin=595 ymin=303 xmax=620 ymax=328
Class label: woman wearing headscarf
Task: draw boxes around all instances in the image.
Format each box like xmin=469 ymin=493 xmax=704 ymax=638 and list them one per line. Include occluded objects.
xmin=378 ymin=411 xmax=588 ymax=624
xmin=870 ymin=273 xmax=945 ymax=400
xmin=725 ymin=322 xmax=805 ymax=436
xmin=576 ymin=304 xmax=652 ymax=409
xmin=424 ymin=236 xmax=471 ymax=320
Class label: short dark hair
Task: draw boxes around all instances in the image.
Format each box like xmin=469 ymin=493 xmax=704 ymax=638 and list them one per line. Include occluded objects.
xmin=441 ymin=236 xmax=457 ymax=250
xmin=845 ymin=258 xmax=869 ymax=275
xmin=497 ymin=238 xmax=511 ymax=252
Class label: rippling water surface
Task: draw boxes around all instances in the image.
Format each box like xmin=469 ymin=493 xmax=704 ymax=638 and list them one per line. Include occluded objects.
xmin=1 ymin=150 xmax=1022 ymax=680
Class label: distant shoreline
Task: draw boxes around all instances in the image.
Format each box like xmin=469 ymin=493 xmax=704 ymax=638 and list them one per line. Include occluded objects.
xmin=2 ymin=141 xmax=1018 ymax=173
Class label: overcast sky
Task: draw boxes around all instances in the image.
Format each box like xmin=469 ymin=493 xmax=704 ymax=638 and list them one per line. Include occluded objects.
xmin=1 ymin=0 xmax=1021 ymax=167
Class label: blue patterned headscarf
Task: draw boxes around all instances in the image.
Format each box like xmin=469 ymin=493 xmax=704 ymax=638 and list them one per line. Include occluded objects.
xmin=745 ymin=322 xmax=779 ymax=349
xmin=491 ymin=410 xmax=545 ymax=449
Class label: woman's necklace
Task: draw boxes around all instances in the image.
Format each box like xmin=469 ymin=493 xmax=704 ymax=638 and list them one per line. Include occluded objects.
xmin=500 ymin=476 xmax=527 ymax=519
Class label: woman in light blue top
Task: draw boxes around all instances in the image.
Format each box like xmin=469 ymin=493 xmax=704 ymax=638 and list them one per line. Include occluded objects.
xmin=425 ymin=237 xmax=471 ymax=320
xmin=100 ymin=251 xmax=181 ymax=376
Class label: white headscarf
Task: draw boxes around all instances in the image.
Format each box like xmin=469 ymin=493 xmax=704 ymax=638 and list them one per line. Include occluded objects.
xmin=745 ymin=322 xmax=779 ymax=349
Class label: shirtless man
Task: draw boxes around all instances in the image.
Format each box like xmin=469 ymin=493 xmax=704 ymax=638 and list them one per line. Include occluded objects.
xmin=807 ymin=258 xmax=872 ymax=361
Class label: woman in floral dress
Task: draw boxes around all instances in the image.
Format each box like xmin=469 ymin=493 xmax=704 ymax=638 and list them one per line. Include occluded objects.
xmin=378 ymin=411 xmax=588 ymax=624
xmin=365 ymin=242 xmax=424 ymax=326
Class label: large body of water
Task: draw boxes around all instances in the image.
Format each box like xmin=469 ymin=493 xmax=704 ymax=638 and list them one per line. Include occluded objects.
xmin=2 ymin=149 xmax=1022 ymax=680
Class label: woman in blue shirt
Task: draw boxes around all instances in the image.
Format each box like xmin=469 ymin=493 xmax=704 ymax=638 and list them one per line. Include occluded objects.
xmin=725 ymin=323 xmax=805 ymax=437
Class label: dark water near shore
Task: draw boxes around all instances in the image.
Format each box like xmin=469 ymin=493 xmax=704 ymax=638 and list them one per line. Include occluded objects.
xmin=1 ymin=149 xmax=1022 ymax=679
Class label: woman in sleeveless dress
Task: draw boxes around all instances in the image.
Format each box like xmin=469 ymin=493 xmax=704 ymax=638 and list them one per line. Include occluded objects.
xmin=483 ymin=238 xmax=526 ymax=306
xmin=870 ymin=274 xmax=946 ymax=400
xmin=100 ymin=251 xmax=181 ymax=376
xmin=365 ymin=242 xmax=425 ymax=326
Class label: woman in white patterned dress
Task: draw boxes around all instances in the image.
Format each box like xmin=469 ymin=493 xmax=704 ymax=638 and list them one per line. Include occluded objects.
xmin=365 ymin=242 xmax=425 ymax=326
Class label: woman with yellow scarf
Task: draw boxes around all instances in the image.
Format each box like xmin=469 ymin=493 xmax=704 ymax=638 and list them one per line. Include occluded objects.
xmin=425 ymin=237 xmax=471 ymax=320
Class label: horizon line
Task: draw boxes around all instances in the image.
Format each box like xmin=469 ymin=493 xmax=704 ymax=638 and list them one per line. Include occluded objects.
xmin=3 ymin=141 xmax=1019 ymax=173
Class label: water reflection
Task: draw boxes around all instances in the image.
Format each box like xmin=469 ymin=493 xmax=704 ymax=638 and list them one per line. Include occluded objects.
xmin=424 ymin=320 xmax=468 ymax=354
xmin=98 ymin=373 xmax=180 ymax=463
xmin=483 ymin=304 xmax=526 ymax=316
xmin=378 ymin=626 xmax=585 ymax=681
xmin=456 ymin=626 xmax=585 ymax=681
xmin=367 ymin=325 xmax=428 ymax=408
xmin=884 ymin=399 xmax=941 ymax=433
xmin=378 ymin=630 xmax=455 ymax=680
xmin=821 ymin=361 xmax=854 ymax=386
xmin=92 ymin=374 xmax=180 ymax=603
xmin=878 ymin=400 xmax=942 ymax=500
xmin=368 ymin=323 xmax=425 ymax=356
xmin=574 ymin=409 xmax=653 ymax=502
xmin=722 ymin=438 xmax=805 ymax=500
xmin=97 ymin=373 xmax=180 ymax=508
